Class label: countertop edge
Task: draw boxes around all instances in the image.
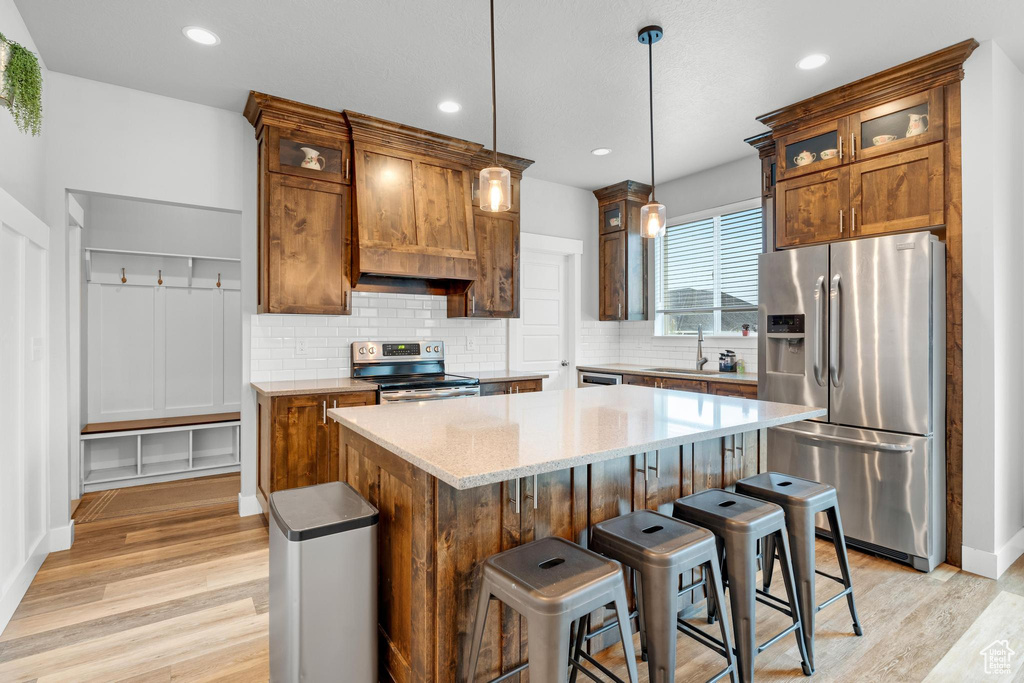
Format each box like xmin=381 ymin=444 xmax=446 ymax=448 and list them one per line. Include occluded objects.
xmin=250 ymin=380 xmax=379 ymax=397
xmin=251 ymin=371 xmax=549 ymax=397
xmin=328 ymin=404 xmax=824 ymax=491
xmin=576 ymin=365 xmax=758 ymax=386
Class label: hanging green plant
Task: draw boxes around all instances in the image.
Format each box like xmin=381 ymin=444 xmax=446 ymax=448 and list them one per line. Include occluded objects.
xmin=0 ymin=31 xmax=43 ymax=136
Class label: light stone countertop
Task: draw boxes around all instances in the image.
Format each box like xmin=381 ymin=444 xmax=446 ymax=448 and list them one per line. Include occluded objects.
xmin=576 ymin=363 xmax=759 ymax=385
xmin=251 ymin=377 xmax=379 ymax=397
xmin=328 ymin=384 xmax=823 ymax=490
xmin=461 ymin=370 xmax=549 ymax=383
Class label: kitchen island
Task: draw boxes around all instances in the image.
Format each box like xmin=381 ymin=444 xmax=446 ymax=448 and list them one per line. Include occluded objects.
xmin=328 ymin=385 xmax=824 ymax=683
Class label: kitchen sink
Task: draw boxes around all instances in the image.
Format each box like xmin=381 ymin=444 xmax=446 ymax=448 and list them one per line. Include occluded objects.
xmin=643 ymin=367 xmax=721 ymax=375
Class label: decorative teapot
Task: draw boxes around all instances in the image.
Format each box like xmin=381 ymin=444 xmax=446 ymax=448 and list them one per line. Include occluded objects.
xmin=300 ymin=147 xmax=326 ymax=170
xmin=906 ymin=113 xmax=929 ymax=137
xmin=792 ymin=150 xmax=816 ymax=167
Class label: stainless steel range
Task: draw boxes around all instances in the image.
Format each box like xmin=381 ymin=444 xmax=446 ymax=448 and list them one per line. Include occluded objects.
xmin=351 ymin=340 xmax=480 ymax=404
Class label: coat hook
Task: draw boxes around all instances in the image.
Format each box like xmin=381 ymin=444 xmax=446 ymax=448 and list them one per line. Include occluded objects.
xmin=216 ymin=273 xmax=222 ymax=288
xmin=121 ymin=267 xmax=127 ymax=284
xmin=157 ymin=269 xmax=163 ymax=286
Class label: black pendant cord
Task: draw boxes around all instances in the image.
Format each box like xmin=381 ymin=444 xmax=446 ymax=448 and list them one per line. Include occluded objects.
xmin=490 ymin=0 xmax=497 ymax=166
xmin=648 ymin=38 xmax=656 ymax=202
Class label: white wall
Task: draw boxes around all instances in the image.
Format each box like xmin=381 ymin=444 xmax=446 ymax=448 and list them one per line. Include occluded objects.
xmin=83 ymin=194 xmax=241 ymax=259
xmin=961 ymin=39 xmax=1024 ymax=578
xmin=0 ymin=187 xmax=49 ymax=632
xmin=0 ymin=0 xmax=46 ymax=219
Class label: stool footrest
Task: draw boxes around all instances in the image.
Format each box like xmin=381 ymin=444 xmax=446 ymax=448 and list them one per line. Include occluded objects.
xmin=755 ymin=588 xmax=795 ymax=618
xmin=817 ymin=585 xmax=853 ymax=612
xmin=571 ymin=649 xmax=629 ymax=683
xmin=815 ymin=568 xmax=845 ymax=584
xmin=677 ymin=618 xmax=730 ymax=658
xmin=758 ymin=621 xmax=802 ymax=654
xmin=487 ymin=661 xmax=529 ymax=683
xmin=579 ymin=609 xmax=639 ymax=643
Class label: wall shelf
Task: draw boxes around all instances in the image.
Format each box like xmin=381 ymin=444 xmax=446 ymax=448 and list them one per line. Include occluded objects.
xmin=80 ymin=419 xmax=240 ymax=492
xmin=84 ymin=247 xmax=241 ymax=290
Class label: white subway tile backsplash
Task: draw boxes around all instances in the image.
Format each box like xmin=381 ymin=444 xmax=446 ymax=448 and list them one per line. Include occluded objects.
xmin=250 ymin=293 xmax=759 ymax=383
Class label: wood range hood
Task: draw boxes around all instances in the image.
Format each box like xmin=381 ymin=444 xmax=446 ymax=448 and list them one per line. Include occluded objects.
xmin=345 ymin=110 xmax=532 ymax=296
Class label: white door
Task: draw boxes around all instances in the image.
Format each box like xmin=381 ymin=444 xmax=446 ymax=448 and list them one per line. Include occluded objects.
xmin=511 ymin=235 xmax=581 ymax=390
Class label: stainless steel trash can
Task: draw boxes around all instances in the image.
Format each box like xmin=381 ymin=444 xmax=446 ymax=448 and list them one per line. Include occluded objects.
xmin=269 ymin=482 xmax=378 ymax=683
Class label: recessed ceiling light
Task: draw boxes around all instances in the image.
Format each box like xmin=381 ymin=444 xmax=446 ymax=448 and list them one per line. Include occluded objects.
xmin=796 ymin=53 xmax=829 ymax=70
xmin=437 ymin=101 xmax=461 ymax=113
xmin=591 ymin=147 xmax=612 ymax=156
xmin=182 ymin=26 xmax=220 ymax=46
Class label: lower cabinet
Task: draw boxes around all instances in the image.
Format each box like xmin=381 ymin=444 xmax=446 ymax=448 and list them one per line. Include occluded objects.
xmin=708 ymin=381 xmax=759 ymax=399
xmin=478 ymin=378 xmax=543 ymax=396
xmin=257 ymin=390 xmax=376 ymax=510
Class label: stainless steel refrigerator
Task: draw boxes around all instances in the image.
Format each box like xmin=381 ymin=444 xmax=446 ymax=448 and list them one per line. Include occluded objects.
xmin=758 ymin=231 xmax=945 ymax=571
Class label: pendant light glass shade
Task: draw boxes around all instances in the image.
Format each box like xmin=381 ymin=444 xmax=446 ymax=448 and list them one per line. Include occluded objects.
xmin=479 ymin=166 xmax=511 ymax=212
xmin=640 ymin=201 xmax=667 ymax=239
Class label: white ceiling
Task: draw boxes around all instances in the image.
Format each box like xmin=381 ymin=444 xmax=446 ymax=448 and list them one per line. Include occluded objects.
xmin=14 ymin=0 xmax=1024 ymax=190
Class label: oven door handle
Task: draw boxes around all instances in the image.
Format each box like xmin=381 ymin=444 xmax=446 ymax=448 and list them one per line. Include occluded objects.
xmin=381 ymin=387 xmax=480 ymax=402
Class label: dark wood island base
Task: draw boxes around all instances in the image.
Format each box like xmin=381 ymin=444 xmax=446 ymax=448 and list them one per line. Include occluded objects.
xmin=339 ymin=425 xmax=765 ymax=682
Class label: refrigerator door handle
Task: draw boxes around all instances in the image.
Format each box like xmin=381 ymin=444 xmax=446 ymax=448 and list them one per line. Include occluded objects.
xmin=773 ymin=426 xmax=913 ymax=452
xmin=813 ymin=275 xmax=826 ymax=387
xmin=829 ymin=273 xmax=842 ymax=387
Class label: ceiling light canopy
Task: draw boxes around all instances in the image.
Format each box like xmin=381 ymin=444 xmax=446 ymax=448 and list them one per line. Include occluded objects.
xmin=638 ymin=25 xmax=666 ymax=239
xmin=182 ymin=26 xmax=220 ymax=46
xmin=437 ymin=100 xmax=461 ymax=113
xmin=796 ymin=53 xmax=829 ymax=70
xmin=480 ymin=0 xmax=511 ymax=213
xmin=591 ymin=147 xmax=612 ymax=156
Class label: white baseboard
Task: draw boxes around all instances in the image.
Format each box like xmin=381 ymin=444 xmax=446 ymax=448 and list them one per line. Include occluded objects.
xmin=962 ymin=526 xmax=1024 ymax=579
xmin=238 ymin=492 xmax=263 ymax=517
xmin=49 ymin=520 xmax=75 ymax=552
xmin=0 ymin=533 xmax=49 ymax=634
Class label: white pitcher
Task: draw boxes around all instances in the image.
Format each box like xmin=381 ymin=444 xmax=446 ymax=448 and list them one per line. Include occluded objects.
xmin=300 ymin=147 xmax=326 ymax=170
xmin=906 ymin=113 xmax=929 ymax=137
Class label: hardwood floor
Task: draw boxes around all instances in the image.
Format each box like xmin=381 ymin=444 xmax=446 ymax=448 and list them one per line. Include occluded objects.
xmin=2 ymin=485 xmax=1022 ymax=682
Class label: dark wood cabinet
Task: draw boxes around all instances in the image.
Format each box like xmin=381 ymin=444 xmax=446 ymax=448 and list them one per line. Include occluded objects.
xmin=264 ymin=174 xmax=351 ymax=314
xmin=257 ymin=390 xmax=376 ymax=511
xmin=775 ymin=168 xmax=847 ymax=248
xmin=708 ymin=381 xmax=759 ymax=399
xmin=849 ymin=144 xmax=944 ymax=236
xmin=479 ymin=378 xmax=543 ymax=396
xmin=246 ymin=92 xmax=354 ymax=315
xmin=594 ymin=181 xmax=650 ymax=321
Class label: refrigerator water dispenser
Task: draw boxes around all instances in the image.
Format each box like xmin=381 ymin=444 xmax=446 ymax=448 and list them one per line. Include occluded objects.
xmin=765 ymin=314 xmax=806 ymax=375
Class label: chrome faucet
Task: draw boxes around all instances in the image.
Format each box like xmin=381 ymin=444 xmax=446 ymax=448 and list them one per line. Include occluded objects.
xmin=695 ymin=324 xmax=708 ymax=370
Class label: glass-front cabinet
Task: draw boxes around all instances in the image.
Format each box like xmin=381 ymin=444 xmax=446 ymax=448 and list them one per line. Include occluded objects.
xmin=776 ymin=119 xmax=848 ymax=181
xmin=600 ymin=200 xmax=626 ymax=234
xmin=851 ymin=88 xmax=944 ymax=160
xmin=268 ymin=128 xmax=351 ymax=184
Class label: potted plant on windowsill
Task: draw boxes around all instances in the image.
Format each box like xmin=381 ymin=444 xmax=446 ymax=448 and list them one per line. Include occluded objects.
xmin=0 ymin=31 xmax=43 ymax=136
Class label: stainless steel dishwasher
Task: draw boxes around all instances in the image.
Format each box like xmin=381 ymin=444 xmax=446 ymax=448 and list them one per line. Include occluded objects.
xmin=577 ymin=370 xmax=622 ymax=388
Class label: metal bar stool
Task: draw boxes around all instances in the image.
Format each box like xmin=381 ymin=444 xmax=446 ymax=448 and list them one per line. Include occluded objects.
xmin=466 ymin=536 xmax=639 ymax=683
xmin=589 ymin=510 xmax=738 ymax=683
xmin=736 ymin=472 xmax=864 ymax=673
xmin=673 ymin=489 xmax=811 ymax=683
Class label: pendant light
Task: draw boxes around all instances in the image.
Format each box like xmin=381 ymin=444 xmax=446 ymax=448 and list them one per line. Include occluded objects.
xmin=480 ymin=0 xmax=511 ymax=212
xmin=638 ymin=25 xmax=666 ymax=239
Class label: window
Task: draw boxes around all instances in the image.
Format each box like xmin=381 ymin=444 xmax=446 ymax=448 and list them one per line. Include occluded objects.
xmin=655 ymin=201 xmax=762 ymax=336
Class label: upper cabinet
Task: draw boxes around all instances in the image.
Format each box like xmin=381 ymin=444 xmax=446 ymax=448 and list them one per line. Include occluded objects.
xmin=750 ymin=40 xmax=977 ymax=250
xmin=245 ymin=92 xmax=353 ymax=315
xmin=448 ymin=150 xmax=533 ymax=318
xmin=593 ymin=180 xmax=650 ymax=321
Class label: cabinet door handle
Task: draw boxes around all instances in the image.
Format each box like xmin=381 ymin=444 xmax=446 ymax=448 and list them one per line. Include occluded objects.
xmin=322 ymin=400 xmax=327 ymax=422
xmin=850 ymin=134 xmax=856 ymax=160
xmin=839 ymin=209 xmax=844 ymax=234
xmin=471 ymin=295 xmax=475 ymax=314
xmin=522 ymin=474 xmax=538 ymax=509
xmin=618 ymin=303 xmax=622 ymax=318
xmin=838 ymin=134 xmax=843 ymax=161
xmin=345 ymin=156 xmax=350 ymax=180
xmin=509 ymin=477 xmax=521 ymax=514
xmin=333 ymin=399 xmax=337 ymax=409
xmin=763 ymin=171 xmax=770 ymax=192
xmin=635 ymin=453 xmax=649 ymax=481
xmin=851 ymin=207 xmax=856 ymax=232
xmin=647 ymin=451 xmax=660 ymax=478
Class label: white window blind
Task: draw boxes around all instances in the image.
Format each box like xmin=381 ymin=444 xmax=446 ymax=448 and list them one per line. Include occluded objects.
xmin=656 ymin=205 xmax=761 ymax=335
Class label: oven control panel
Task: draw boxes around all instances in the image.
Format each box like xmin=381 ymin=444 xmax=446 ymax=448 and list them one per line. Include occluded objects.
xmin=351 ymin=340 xmax=445 ymax=362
